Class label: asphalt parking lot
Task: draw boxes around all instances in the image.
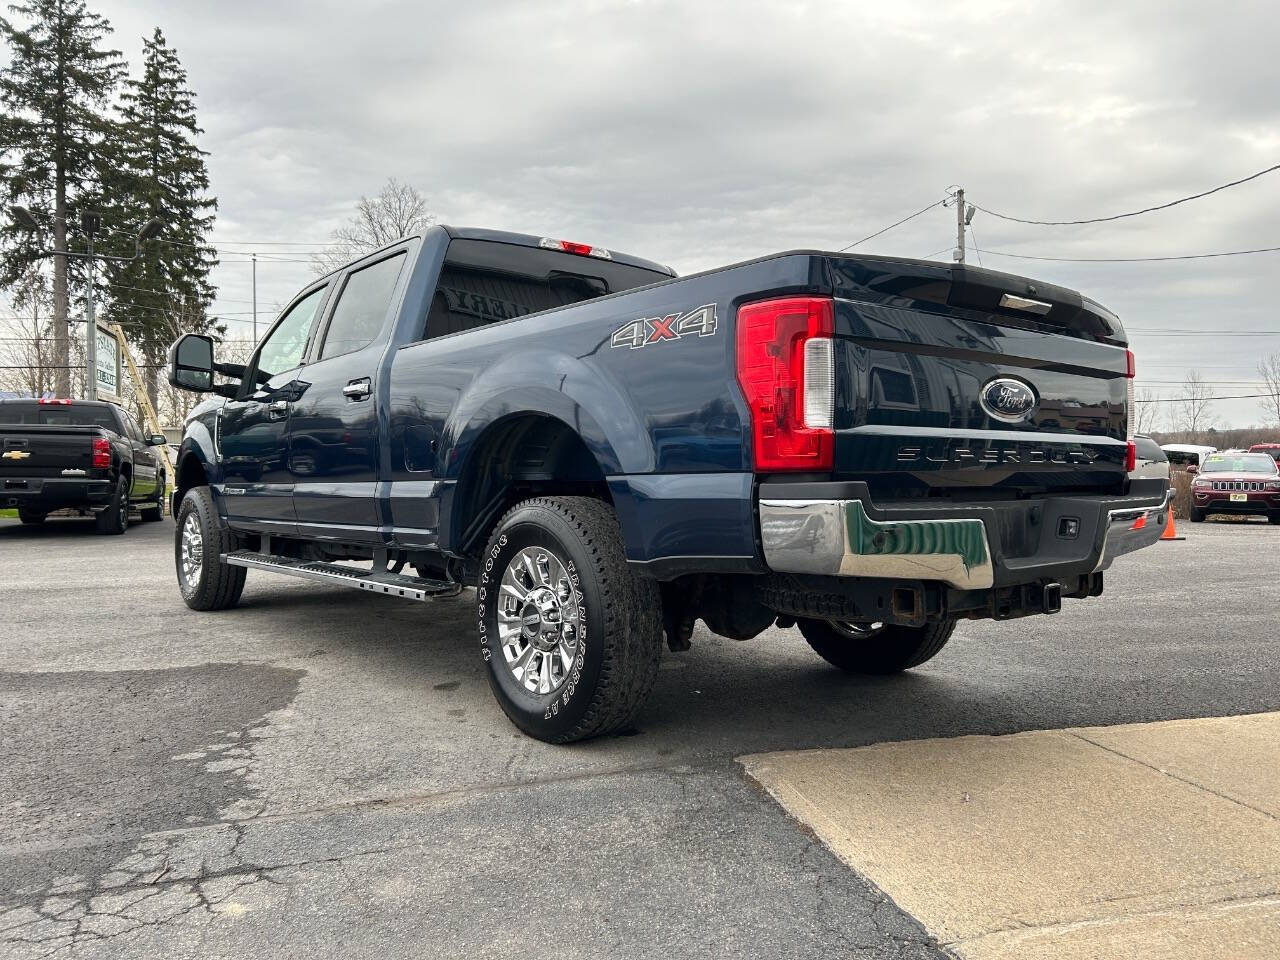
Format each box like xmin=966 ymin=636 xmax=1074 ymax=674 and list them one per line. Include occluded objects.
xmin=2 ymin=515 xmax=1278 ymax=958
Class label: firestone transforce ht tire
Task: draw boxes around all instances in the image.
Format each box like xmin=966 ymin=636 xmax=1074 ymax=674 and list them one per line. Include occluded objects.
xmin=94 ymin=475 xmax=130 ymax=535
xmin=175 ymin=486 xmax=246 ymax=611
xmin=797 ymin=617 xmax=957 ymax=675
xmin=477 ymin=496 xmax=663 ymax=744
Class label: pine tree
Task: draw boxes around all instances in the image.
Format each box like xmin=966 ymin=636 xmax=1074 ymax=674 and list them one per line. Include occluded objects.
xmin=100 ymin=27 xmax=218 ymax=408
xmin=0 ymin=0 xmax=126 ymax=398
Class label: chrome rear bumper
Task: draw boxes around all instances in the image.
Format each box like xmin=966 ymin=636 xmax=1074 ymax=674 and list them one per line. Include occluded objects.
xmin=1095 ymin=488 xmax=1175 ymax=568
xmin=759 ymin=489 xmax=1173 ymax=590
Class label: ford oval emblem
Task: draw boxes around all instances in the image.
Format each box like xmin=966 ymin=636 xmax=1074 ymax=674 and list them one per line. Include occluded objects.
xmin=979 ymin=377 xmax=1038 ymax=424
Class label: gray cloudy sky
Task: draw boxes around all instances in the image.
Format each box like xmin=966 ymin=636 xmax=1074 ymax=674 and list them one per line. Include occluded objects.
xmin=90 ymin=0 xmax=1280 ymax=425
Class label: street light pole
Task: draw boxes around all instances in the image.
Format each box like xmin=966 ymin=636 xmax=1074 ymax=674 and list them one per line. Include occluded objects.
xmin=7 ymin=207 xmax=164 ymax=402
xmin=252 ymin=252 xmax=258 ymax=343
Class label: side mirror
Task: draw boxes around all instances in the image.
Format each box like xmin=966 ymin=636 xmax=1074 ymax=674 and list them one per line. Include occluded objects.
xmin=146 ymin=434 xmax=166 ymax=446
xmin=167 ymin=333 xmax=215 ymax=393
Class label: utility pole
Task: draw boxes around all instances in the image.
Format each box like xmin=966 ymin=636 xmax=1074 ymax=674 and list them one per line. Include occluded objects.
xmin=83 ymin=212 xmax=100 ymax=400
xmin=954 ymin=187 xmax=966 ymax=264
xmin=252 ymin=253 xmax=258 ymax=343
xmin=7 ymin=206 xmax=164 ymax=400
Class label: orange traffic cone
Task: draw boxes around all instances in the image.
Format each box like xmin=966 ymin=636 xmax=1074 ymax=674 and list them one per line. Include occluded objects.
xmin=1161 ymin=510 xmax=1185 ymax=541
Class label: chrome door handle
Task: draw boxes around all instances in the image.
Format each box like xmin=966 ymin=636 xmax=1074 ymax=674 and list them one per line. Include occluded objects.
xmin=267 ymin=400 xmax=290 ymax=419
xmin=343 ymin=378 xmax=372 ymax=400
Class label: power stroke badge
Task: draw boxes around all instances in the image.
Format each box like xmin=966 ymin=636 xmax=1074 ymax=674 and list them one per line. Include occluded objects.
xmin=609 ymin=303 xmax=717 ymax=350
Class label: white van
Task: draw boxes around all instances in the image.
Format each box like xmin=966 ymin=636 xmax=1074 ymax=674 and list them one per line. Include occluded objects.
xmin=1160 ymin=443 xmax=1217 ymax=470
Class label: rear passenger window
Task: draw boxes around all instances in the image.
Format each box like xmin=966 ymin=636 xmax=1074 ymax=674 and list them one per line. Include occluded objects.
xmin=319 ymin=253 xmax=406 ymax=359
xmin=417 ymin=238 xmax=671 ymax=342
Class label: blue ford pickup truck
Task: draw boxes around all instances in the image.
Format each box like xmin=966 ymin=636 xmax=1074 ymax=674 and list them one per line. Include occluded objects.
xmin=167 ymin=226 xmax=1171 ymax=742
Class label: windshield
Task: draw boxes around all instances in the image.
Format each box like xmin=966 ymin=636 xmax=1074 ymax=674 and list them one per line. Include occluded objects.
xmin=0 ymin=401 xmax=119 ymax=430
xmin=1200 ymin=453 xmax=1278 ymax=474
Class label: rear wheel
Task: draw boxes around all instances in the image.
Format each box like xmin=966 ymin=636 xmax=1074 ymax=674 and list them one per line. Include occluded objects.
xmin=797 ymin=617 xmax=956 ymax=675
xmin=17 ymin=509 xmax=45 ymax=525
xmin=477 ymin=496 xmax=663 ymax=744
xmin=1189 ymin=507 xmax=1206 ymax=523
xmin=140 ymin=474 xmax=165 ymax=522
xmin=94 ymin=475 xmax=130 ymax=535
xmin=175 ymin=486 xmax=245 ymax=610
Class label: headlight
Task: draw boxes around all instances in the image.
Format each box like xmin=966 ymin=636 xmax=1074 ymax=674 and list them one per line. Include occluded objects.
xmin=1267 ymin=480 xmax=1280 ymax=491
xmin=1193 ymin=479 xmax=1210 ymax=488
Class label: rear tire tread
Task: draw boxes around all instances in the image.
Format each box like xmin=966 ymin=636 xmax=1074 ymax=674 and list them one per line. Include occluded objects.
xmin=94 ymin=476 xmax=129 ymax=535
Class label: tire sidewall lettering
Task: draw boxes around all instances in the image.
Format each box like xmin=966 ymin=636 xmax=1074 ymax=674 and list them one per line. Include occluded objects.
xmin=478 ymin=513 xmax=601 ymax=734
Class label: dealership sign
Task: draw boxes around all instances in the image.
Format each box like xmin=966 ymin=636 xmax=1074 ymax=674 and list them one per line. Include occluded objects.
xmin=95 ymin=324 xmax=121 ymax=400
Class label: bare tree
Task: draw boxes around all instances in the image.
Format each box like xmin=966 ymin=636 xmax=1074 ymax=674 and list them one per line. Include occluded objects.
xmin=315 ymin=178 xmax=435 ymax=273
xmin=0 ymin=268 xmax=56 ymax=396
xmin=1133 ymin=388 xmax=1160 ymax=436
xmin=1259 ymin=353 xmax=1280 ymax=428
xmin=1175 ymin=370 xmax=1215 ymax=441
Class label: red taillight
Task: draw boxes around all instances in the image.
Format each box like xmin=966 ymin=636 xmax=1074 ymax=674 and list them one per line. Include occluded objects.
xmin=92 ymin=437 xmax=110 ymax=469
xmin=538 ymin=237 xmax=612 ymax=260
xmin=1124 ymin=440 xmax=1137 ymax=473
xmin=39 ymin=397 xmax=72 ymax=405
xmin=1124 ymin=349 xmax=1136 ymax=444
xmin=735 ymin=296 xmax=835 ymax=472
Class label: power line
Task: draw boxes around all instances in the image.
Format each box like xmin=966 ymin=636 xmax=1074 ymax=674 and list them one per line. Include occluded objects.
xmin=838 ymin=199 xmax=947 ymax=252
xmin=1126 ymin=331 xmax=1280 ymax=337
xmin=15 ymin=208 xmax=332 ymax=248
xmin=1134 ymin=393 xmax=1277 ymax=403
xmin=967 ymin=223 xmax=984 ymax=267
xmin=971 ymin=162 xmax=1280 ymax=225
xmin=975 ymin=244 xmax=1280 ymax=263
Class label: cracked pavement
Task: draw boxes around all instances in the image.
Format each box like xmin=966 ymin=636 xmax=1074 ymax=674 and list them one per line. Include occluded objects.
xmin=1 ymin=515 xmax=1276 ymax=957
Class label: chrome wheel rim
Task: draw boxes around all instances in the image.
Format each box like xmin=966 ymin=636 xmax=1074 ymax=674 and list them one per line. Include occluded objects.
xmin=496 ymin=545 xmax=581 ymax=696
xmin=831 ymin=620 xmax=885 ymax=639
xmin=180 ymin=513 xmax=203 ymax=588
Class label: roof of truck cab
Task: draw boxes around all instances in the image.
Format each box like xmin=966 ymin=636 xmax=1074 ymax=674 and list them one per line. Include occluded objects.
xmin=441 ymin=226 xmax=675 ymax=275
xmin=311 ymin=226 xmax=676 ymax=282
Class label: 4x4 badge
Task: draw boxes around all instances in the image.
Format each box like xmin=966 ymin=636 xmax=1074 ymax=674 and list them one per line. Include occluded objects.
xmin=610 ymin=304 xmax=717 ymax=350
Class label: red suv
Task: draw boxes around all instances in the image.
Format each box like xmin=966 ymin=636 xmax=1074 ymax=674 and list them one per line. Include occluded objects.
xmin=1249 ymin=442 xmax=1280 ymax=465
xmin=1191 ymin=452 xmax=1280 ymax=523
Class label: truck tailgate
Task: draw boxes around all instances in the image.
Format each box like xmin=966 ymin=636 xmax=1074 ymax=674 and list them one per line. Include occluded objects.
xmin=1 ymin=425 xmax=100 ymax=477
xmin=826 ymin=257 xmax=1131 ymax=500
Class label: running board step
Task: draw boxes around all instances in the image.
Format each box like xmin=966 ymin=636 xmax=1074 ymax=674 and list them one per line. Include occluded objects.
xmin=221 ymin=551 xmax=460 ymax=602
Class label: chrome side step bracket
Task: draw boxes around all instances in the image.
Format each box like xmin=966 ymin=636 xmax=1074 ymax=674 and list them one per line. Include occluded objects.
xmin=221 ymin=550 xmax=460 ymax=602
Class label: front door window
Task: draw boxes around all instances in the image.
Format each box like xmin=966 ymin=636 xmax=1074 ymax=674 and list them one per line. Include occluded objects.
xmin=254 ymin=286 xmax=327 ymax=383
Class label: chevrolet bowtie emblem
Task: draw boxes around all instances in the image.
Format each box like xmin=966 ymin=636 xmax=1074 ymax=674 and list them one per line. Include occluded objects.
xmin=2 ymin=450 xmax=31 ymax=460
